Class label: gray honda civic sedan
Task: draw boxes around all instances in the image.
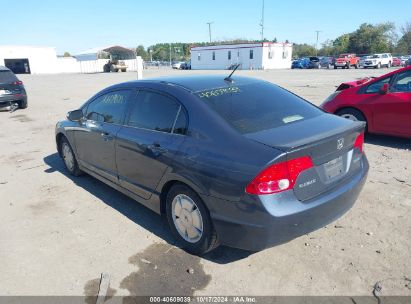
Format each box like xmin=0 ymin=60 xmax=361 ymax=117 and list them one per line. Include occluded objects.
xmin=55 ymin=75 xmax=368 ymax=254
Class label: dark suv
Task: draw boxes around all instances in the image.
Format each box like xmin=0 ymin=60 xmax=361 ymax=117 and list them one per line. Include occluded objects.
xmin=0 ymin=66 xmax=27 ymax=110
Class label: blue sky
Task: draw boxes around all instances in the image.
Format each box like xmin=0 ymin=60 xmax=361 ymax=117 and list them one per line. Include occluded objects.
xmin=4 ymin=0 xmax=411 ymax=54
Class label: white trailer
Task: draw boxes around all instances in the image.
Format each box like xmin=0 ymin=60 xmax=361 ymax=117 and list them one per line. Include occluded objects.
xmin=191 ymin=42 xmax=292 ymax=70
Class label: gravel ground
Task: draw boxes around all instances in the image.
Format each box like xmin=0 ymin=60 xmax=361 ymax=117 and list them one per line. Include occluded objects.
xmin=0 ymin=68 xmax=410 ymax=297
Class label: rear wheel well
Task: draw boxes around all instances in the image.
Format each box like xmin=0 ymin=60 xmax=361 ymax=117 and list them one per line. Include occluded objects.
xmin=335 ymin=107 xmax=368 ymax=131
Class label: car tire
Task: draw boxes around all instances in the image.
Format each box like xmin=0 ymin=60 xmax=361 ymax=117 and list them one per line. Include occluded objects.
xmin=334 ymin=65 xmax=337 ymax=69
xmin=59 ymin=137 xmax=83 ymax=176
xmin=354 ymin=63 xmax=359 ymax=69
xmin=166 ymin=184 xmax=219 ymax=255
xmin=336 ymin=108 xmax=367 ymax=131
xmin=18 ymin=100 xmax=28 ymax=109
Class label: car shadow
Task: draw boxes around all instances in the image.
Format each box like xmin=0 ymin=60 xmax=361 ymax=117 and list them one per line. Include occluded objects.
xmin=365 ymin=134 xmax=411 ymax=150
xmin=43 ymin=153 xmax=252 ymax=264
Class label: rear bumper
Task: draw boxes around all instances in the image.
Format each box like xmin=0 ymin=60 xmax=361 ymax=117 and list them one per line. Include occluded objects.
xmin=0 ymin=94 xmax=27 ymax=108
xmin=203 ymin=156 xmax=369 ymax=251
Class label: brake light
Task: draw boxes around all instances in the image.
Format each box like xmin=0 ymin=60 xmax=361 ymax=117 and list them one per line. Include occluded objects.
xmin=246 ymin=156 xmax=313 ymax=195
xmin=353 ymin=132 xmax=364 ymax=153
xmin=12 ymin=81 xmax=23 ymax=85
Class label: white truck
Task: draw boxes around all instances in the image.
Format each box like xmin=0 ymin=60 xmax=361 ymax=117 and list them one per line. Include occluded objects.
xmin=362 ymin=53 xmax=392 ymax=68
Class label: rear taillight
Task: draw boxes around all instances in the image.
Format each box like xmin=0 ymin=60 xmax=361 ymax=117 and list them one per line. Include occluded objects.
xmin=246 ymin=156 xmax=313 ymax=195
xmin=12 ymin=81 xmax=23 ymax=85
xmin=353 ymin=132 xmax=364 ymax=153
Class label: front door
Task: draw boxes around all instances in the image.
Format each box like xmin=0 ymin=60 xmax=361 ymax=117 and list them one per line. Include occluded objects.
xmin=74 ymin=89 xmax=130 ymax=183
xmin=373 ymin=70 xmax=411 ymax=137
xmin=116 ymin=89 xmax=187 ymax=199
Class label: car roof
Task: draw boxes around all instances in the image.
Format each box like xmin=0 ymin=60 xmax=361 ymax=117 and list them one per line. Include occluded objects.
xmin=124 ymin=75 xmax=262 ymax=93
xmin=0 ymin=66 xmax=11 ymax=71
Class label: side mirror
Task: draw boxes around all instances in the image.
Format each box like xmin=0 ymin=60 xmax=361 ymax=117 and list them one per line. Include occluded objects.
xmin=380 ymin=83 xmax=389 ymax=94
xmin=67 ymin=109 xmax=83 ymax=122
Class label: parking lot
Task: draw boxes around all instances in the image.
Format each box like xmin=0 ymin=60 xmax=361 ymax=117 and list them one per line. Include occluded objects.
xmin=0 ymin=68 xmax=410 ymax=297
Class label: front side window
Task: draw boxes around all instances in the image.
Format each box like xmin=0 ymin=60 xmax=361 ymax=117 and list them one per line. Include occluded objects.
xmin=250 ymin=50 xmax=254 ymax=59
xmin=365 ymin=77 xmax=391 ymax=94
xmin=127 ymin=91 xmax=182 ymax=133
xmin=85 ymin=90 xmax=129 ymax=124
xmin=392 ymin=71 xmax=411 ymax=92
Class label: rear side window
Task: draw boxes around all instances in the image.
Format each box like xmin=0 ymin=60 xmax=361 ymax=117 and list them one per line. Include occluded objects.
xmin=127 ymin=91 xmax=182 ymax=133
xmin=197 ymin=82 xmax=322 ymax=134
xmin=0 ymin=70 xmax=18 ymax=83
xmin=392 ymin=70 xmax=411 ymax=92
xmin=85 ymin=90 xmax=129 ymax=124
xmin=173 ymin=109 xmax=188 ymax=135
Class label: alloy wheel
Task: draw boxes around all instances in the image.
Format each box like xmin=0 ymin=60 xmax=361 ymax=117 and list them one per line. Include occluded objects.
xmin=340 ymin=113 xmax=358 ymax=121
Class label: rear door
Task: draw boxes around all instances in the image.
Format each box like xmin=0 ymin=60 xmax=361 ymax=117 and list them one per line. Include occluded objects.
xmin=371 ymin=70 xmax=411 ymax=136
xmin=116 ymin=89 xmax=187 ymax=199
xmin=73 ymin=89 xmax=130 ymax=183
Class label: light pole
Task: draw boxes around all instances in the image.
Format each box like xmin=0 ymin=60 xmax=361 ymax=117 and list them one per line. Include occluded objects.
xmin=315 ymin=30 xmax=321 ymax=56
xmin=206 ymin=22 xmax=213 ymax=43
xmin=149 ymin=49 xmax=153 ymax=62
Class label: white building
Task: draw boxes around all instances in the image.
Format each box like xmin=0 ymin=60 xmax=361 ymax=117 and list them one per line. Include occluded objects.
xmin=191 ymin=42 xmax=293 ymax=70
xmin=0 ymin=45 xmax=59 ymax=74
xmin=0 ymin=45 xmax=143 ymax=75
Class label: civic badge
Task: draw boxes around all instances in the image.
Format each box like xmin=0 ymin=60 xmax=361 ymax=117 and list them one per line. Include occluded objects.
xmin=337 ymin=138 xmax=344 ymax=150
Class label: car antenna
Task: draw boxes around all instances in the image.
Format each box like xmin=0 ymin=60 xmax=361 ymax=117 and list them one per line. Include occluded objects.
xmin=224 ymin=64 xmax=241 ymax=82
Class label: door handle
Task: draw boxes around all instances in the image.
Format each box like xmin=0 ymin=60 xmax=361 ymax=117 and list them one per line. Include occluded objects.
xmin=101 ymin=132 xmax=114 ymax=141
xmin=147 ymin=142 xmax=168 ymax=155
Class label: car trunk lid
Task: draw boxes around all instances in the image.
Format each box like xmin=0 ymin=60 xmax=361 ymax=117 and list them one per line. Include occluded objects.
xmin=245 ymin=114 xmax=365 ymax=201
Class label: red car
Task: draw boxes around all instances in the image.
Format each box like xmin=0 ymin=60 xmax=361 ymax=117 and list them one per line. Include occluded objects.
xmin=392 ymin=57 xmax=402 ymax=67
xmin=321 ymin=66 xmax=411 ymax=138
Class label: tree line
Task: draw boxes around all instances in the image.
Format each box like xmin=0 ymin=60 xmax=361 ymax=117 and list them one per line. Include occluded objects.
xmin=133 ymin=22 xmax=411 ymax=61
xmin=293 ymin=22 xmax=411 ymax=57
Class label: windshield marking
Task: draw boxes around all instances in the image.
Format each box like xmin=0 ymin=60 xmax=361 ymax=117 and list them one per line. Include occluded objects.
xmin=197 ymin=86 xmax=241 ymax=98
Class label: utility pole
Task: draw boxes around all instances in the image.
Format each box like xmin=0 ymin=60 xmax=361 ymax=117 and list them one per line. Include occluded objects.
xmin=260 ymin=0 xmax=265 ymax=41
xmin=315 ymin=30 xmax=321 ymax=56
xmin=206 ymin=22 xmax=213 ymax=43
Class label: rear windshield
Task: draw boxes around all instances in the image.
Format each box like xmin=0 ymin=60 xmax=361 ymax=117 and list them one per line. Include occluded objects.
xmin=197 ymin=82 xmax=322 ymax=134
xmin=0 ymin=70 xmax=18 ymax=83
